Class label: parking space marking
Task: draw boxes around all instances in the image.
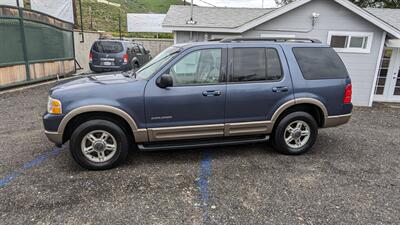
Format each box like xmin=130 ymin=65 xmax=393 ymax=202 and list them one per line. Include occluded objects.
xmin=0 ymin=147 xmax=61 ymax=188
xmin=197 ymin=150 xmax=212 ymax=224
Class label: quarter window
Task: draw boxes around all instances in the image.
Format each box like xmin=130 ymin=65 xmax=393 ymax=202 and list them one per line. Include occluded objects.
xmin=293 ymin=47 xmax=349 ymax=80
xmin=169 ymin=49 xmax=222 ymax=86
xmin=232 ymin=48 xmax=282 ymax=82
xmin=328 ymin=31 xmax=373 ymax=53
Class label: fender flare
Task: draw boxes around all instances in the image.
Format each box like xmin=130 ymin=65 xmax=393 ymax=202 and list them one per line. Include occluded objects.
xmin=270 ymin=98 xmax=328 ymax=125
xmin=58 ymin=105 xmax=148 ymax=142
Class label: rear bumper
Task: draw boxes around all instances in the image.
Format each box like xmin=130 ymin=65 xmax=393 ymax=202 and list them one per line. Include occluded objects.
xmin=324 ymin=113 xmax=352 ymax=128
xmin=45 ymin=130 xmax=63 ymax=146
xmin=89 ymin=63 xmax=129 ymax=71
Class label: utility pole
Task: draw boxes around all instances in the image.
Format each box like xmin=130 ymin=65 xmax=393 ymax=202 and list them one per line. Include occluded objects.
xmin=73 ymin=0 xmax=78 ymax=29
xmin=118 ymin=15 xmax=122 ymax=40
xmin=78 ymin=0 xmax=84 ymax=42
xmin=89 ymin=6 xmax=93 ymax=30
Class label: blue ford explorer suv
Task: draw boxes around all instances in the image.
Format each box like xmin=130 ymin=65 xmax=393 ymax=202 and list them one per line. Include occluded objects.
xmin=44 ymin=38 xmax=353 ymax=170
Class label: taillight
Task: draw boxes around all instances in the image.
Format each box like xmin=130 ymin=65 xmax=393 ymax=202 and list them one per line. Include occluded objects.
xmin=123 ymin=54 xmax=128 ymax=64
xmin=343 ymin=83 xmax=352 ymax=104
xmin=89 ymin=52 xmax=93 ymax=62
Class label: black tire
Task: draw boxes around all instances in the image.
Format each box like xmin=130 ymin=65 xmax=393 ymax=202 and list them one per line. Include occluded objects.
xmin=69 ymin=119 xmax=129 ymax=170
xmin=272 ymin=111 xmax=318 ymax=155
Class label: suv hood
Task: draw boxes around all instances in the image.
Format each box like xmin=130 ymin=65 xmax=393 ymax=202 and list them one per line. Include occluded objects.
xmin=49 ymin=72 xmax=148 ymax=103
xmin=51 ymin=73 xmax=135 ymax=92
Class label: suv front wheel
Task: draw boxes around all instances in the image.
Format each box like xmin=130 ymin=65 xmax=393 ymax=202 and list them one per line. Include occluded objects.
xmin=70 ymin=119 xmax=129 ymax=170
xmin=272 ymin=112 xmax=318 ymax=155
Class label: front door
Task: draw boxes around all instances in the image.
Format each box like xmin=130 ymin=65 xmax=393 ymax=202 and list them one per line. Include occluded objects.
xmin=374 ymin=48 xmax=400 ymax=102
xmin=145 ymin=47 xmax=227 ymax=142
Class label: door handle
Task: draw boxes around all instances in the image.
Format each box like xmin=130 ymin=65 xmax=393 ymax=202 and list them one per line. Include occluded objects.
xmin=272 ymin=86 xmax=289 ymax=93
xmin=202 ymin=90 xmax=221 ymax=97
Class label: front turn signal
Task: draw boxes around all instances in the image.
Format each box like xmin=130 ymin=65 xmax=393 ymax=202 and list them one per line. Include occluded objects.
xmin=47 ymin=97 xmax=62 ymax=115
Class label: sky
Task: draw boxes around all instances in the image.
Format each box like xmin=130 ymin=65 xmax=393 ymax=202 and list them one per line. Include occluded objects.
xmin=190 ymin=0 xmax=278 ymax=8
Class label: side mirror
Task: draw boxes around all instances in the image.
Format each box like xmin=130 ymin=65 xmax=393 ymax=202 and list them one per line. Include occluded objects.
xmin=156 ymin=74 xmax=173 ymax=88
xmin=145 ymin=49 xmax=150 ymax=54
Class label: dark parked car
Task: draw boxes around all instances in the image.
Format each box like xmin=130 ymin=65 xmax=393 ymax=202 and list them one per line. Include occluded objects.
xmin=89 ymin=39 xmax=151 ymax=73
xmin=44 ymin=38 xmax=352 ymax=170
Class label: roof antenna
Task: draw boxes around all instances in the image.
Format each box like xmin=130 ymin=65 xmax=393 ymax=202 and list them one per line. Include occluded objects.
xmin=186 ymin=0 xmax=197 ymax=24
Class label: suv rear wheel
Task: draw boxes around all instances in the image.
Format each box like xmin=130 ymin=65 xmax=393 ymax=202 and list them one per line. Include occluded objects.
xmin=70 ymin=119 xmax=129 ymax=170
xmin=272 ymin=112 xmax=318 ymax=155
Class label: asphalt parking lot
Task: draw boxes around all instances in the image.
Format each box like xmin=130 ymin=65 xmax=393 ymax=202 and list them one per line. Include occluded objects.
xmin=0 ymin=81 xmax=399 ymax=225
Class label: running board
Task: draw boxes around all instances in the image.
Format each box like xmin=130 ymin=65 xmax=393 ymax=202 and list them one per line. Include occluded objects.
xmin=137 ymin=135 xmax=270 ymax=151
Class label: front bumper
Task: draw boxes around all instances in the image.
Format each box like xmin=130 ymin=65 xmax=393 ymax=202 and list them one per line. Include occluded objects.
xmin=43 ymin=113 xmax=64 ymax=146
xmin=45 ymin=130 xmax=63 ymax=146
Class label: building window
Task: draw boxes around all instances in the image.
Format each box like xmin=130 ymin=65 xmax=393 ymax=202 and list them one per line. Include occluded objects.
xmin=374 ymin=48 xmax=393 ymax=95
xmin=327 ymin=31 xmax=373 ymax=53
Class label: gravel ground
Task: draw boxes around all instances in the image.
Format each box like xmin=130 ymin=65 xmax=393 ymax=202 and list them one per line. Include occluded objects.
xmin=0 ymin=81 xmax=399 ymax=225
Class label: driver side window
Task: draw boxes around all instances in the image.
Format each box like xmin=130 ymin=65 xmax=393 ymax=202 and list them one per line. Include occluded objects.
xmin=169 ymin=49 xmax=222 ymax=86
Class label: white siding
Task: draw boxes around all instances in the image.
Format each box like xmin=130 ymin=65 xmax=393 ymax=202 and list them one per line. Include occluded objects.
xmin=243 ymin=0 xmax=385 ymax=106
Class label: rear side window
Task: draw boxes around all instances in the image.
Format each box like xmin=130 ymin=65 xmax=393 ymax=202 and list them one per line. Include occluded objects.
xmin=232 ymin=48 xmax=282 ymax=82
xmin=92 ymin=41 xmax=124 ymax=54
xmin=293 ymin=47 xmax=348 ymax=79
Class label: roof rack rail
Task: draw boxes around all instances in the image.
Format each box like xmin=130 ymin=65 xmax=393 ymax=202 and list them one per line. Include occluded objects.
xmin=207 ymin=38 xmax=224 ymax=42
xmin=98 ymin=37 xmax=134 ymax=41
xmin=220 ymin=37 xmax=321 ymax=43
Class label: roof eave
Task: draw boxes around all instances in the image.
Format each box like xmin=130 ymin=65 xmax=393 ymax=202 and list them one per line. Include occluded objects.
xmin=162 ymin=25 xmax=243 ymax=33
xmin=235 ymin=0 xmax=312 ymax=33
xmin=335 ymin=0 xmax=400 ymax=39
xmin=163 ymin=0 xmax=400 ymax=38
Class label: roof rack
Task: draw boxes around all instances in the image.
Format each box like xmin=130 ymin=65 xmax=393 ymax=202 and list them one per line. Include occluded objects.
xmin=98 ymin=37 xmax=134 ymax=42
xmin=220 ymin=37 xmax=321 ymax=43
xmin=207 ymin=38 xmax=224 ymax=42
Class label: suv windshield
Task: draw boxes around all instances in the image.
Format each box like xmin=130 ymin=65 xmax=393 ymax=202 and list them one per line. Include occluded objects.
xmin=92 ymin=41 xmax=124 ymax=54
xmin=136 ymin=46 xmax=181 ymax=80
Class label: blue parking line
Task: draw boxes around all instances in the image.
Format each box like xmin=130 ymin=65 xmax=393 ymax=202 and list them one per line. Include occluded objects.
xmin=197 ymin=150 xmax=212 ymax=224
xmin=0 ymin=147 xmax=61 ymax=188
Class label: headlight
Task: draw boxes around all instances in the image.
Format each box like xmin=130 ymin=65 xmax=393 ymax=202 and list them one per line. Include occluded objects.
xmin=47 ymin=97 xmax=62 ymax=115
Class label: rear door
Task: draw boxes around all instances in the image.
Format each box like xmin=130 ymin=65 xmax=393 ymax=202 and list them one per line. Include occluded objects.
xmin=225 ymin=44 xmax=294 ymax=136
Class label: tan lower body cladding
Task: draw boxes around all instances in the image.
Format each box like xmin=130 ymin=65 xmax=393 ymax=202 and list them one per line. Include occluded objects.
xmin=146 ymin=121 xmax=273 ymax=142
xmin=141 ymin=114 xmax=351 ymax=143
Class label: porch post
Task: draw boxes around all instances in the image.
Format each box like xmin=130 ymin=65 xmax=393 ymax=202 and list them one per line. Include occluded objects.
xmin=369 ymin=31 xmax=387 ymax=106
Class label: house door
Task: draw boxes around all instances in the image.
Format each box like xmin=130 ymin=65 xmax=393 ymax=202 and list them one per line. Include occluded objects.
xmin=374 ymin=48 xmax=400 ymax=102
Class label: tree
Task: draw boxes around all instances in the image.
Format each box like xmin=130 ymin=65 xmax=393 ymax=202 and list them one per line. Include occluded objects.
xmin=275 ymin=0 xmax=400 ymax=8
